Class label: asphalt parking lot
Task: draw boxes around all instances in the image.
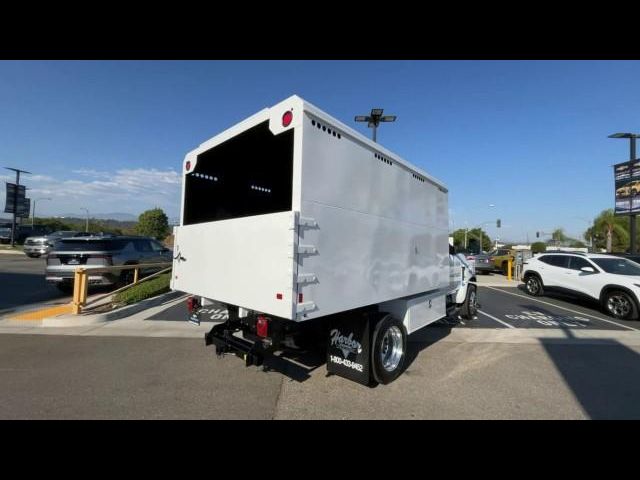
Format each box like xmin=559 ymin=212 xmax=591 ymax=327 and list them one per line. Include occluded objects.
xmin=146 ymin=282 xmax=640 ymax=333
xmin=0 ymin=254 xmax=67 ymax=314
xmin=2 ymin=270 xmax=640 ymax=419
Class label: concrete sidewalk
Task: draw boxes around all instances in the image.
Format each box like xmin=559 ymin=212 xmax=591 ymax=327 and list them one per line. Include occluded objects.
xmin=473 ymin=273 xmax=521 ymax=287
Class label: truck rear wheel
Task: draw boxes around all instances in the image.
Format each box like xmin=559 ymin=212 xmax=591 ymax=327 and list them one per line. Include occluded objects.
xmin=371 ymin=314 xmax=407 ymax=385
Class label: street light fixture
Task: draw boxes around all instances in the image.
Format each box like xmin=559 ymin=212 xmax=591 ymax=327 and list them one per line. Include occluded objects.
xmin=32 ymin=197 xmax=52 ymax=227
xmin=608 ymin=132 xmax=640 ymax=254
xmin=80 ymin=207 xmax=89 ymax=232
xmin=354 ymin=108 xmax=397 ymax=142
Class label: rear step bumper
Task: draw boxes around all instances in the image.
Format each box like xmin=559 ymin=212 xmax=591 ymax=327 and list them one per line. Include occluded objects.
xmin=205 ymin=320 xmax=266 ymax=367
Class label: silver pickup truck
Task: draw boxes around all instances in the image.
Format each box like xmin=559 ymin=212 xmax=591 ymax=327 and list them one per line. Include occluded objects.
xmin=23 ymin=230 xmax=81 ymax=257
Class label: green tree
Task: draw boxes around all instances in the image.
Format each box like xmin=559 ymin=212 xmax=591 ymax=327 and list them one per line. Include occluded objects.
xmin=531 ymin=241 xmax=546 ymax=254
xmin=551 ymin=228 xmax=568 ymax=244
xmin=136 ymin=208 xmax=170 ymax=240
xmin=450 ymin=228 xmax=491 ymax=253
xmin=586 ymin=209 xmax=629 ymax=252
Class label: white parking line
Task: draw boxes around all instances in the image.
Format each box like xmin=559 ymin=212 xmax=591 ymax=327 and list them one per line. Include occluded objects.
xmin=477 ymin=310 xmax=515 ymax=328
xmin=482 ymin=286 xmax=639 ymax=332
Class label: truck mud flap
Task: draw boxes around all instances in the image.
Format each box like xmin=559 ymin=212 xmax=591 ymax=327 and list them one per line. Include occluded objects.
xmin=326 ymin=312 xmax=372 ymax=386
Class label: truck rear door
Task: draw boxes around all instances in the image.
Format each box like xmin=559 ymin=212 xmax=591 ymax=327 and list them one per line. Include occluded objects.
xmin=171 ymin=118 xmax=297 ymax=319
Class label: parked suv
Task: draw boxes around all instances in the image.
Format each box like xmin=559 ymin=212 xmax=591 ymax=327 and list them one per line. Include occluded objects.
xmin=522 ymin=252 xmax=640 ymax=320
xmin=46 ymin=235 xmax=173 ymax=292
xmin=23 ymin=230 xmax=81 ymax=257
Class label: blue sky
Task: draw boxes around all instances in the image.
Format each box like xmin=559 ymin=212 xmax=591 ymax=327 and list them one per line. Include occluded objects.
xmin=1 ymin=60 xmax=638 ymax=241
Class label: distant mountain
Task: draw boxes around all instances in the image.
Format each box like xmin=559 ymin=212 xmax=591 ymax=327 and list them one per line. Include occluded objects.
xmin=59 ymin=212 xmax=138 ymax=221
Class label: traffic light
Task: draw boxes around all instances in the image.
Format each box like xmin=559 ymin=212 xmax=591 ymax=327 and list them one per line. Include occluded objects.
xmin=497 ymin=219 xmax=501 ymax=228
xmin=536 ymin=231 xmax=540 ymax=238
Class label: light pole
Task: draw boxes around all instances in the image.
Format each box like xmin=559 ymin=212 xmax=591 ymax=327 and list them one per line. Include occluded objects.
xmin=574 ymin=216 xmax=594 ymax=252
xmin=32 ymin=197 xmax=52 ymax=227
xmin=355 ymin=108 xmax=397 ymax=143
xmin=464 ymin=204 xmax=495 ymax=252
xmin=80 ymin=208 xmax=89 ymax=232
xmin=609 ymin=132 xmax=640 ymax=254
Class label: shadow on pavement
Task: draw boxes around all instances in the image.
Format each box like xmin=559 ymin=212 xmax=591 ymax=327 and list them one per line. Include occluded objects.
xmin=540 ymin=337 xmax=640 ymax=419
xmin=515 ymin=284 xmax=604 ymax=313
xmin=528 ymin=304 xmax=640 ymax=419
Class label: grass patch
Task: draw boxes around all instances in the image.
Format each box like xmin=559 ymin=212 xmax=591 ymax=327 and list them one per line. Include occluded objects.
xmin=113 ymin=272 xmax=171 ymax=306
xmin=0 ymin=244 xmax=23 ymax=251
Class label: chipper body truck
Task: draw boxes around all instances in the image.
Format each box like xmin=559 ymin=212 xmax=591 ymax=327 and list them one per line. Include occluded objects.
xmin=171 ymin=95 xmax=477 ymax=386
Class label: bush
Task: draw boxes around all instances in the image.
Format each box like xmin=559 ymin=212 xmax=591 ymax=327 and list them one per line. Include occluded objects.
xmin=113 ymin=272 xmax=171 ymax=306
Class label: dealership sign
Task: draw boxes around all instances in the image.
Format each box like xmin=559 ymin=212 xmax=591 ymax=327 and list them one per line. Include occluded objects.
xmin=614 ymin=160 xmax=640 ymax=214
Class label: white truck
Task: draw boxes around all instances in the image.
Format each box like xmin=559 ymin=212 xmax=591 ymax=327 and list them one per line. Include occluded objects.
xmin=171 ymin=95 xmax=477 ymax=386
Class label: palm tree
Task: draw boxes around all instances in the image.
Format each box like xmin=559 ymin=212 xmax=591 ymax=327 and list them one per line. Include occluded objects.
xmin=589 ymin=209 xmax=629 ymax=252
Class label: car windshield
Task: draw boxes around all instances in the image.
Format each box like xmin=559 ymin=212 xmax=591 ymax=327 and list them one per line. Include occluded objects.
xmin=592 ymin=258 xmax=640 ymax=276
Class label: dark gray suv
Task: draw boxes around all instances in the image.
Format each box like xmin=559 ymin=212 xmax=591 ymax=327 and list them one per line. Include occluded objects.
xmin=45 ymin=235 xmax=173 ymax=292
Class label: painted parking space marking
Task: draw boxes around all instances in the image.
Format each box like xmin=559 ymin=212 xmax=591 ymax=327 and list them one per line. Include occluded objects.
xmin=477 ymin=310 xmax=515 ymax=328
xmin=504 ymin=310 xmax=592 ymax=328
xmin=483 ymin=286 xmax=638 ymax=331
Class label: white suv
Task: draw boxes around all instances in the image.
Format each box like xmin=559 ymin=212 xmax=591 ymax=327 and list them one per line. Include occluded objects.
xmin=522 ymin=253 xmax=640 ymax=321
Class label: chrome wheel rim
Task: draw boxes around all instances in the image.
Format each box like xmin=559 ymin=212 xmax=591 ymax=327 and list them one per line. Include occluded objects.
xmin=468 ymin=289 xmax=477 ymax=314
xmin=607 ymin=294 xmax=631 ymax=318
xmin=380 ymin=326 xmax=404 ymax=372
xmin=527 ymin=278 xmax=539 ymax=294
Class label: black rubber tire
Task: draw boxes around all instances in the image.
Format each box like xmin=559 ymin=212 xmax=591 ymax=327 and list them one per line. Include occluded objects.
xmin=56 ymin=283 xmax=73 ymax=294
xmin=461 ymin=284 xmax=478 ymax=319
xmin=524 ymin=274 xmax=544 ymax=296
xmin=371 ymin=314 xmax=407 ymax=385
xmin=603 ymin=290 xmax=638 ymax=320
xmin=501 ymin=261 xmax=509 ymax=275
xmin=118 ymin=266 xmax=136 ymax=287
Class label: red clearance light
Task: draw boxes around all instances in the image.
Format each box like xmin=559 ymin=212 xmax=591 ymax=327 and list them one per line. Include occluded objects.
xmin=186 ymin=160 xmax=191 ymax=171
xmin=298 ymin=293 xmax=303 ymax=303
xmin=256 ymin=315 xmax=269 ymax=338
xmin=276 ymin=293 xmax=283 ymax=300
xmin=282 ymin=110 xmax=293 ymax=127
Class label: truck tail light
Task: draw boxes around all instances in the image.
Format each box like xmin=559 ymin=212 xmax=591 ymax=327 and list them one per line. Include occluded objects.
xmin=187 ymin=296 xmax=200 ymax=313
xmin=256 ymin=315 xmax=269 ymax=338
xmin=186 ymin=160 xmax=191 ymax=171
xmin=282 ymin=111 xmax=293 ymax=127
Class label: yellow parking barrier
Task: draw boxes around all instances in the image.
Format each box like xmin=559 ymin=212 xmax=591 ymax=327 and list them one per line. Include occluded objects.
xmin=71 ymin=268 xmax=88 ymax=314
xmin=507 ymin=258 xmax=513 ymax=281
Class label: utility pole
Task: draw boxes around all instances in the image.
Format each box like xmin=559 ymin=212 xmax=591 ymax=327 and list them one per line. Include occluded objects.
xmin=32 ymin=197 xmax=52 ymax=227
xmin=4 ymin=167 xmax=32 ymax=247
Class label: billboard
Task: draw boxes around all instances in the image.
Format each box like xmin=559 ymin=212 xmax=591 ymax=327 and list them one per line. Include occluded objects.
xmin=4 ymin=182 xmax=26 ymax=214
xmin=614 ymin=160 xmax=640 ymax=214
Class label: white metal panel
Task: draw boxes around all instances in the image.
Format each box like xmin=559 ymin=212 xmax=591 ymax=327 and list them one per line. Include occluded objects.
xmin=379 ymin=291 xmax=447 ymax=334
xmin=295 ymin=110 xmax=449 ymax=320
xmin=171 ymin=211 xmax=296 ymax=319
xmin=296 ymin=201 xmax=449 ymax=320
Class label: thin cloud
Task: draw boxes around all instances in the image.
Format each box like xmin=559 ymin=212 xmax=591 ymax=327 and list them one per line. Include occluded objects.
xmin=3 ymin=168 xmax=182 ymax=217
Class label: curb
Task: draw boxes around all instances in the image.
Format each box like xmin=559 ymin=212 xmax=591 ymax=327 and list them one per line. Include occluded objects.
xmin=40 ymin=290 xmax=186 ymax=326
xmin=0 ymin=250 xmax=24 ymax=255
